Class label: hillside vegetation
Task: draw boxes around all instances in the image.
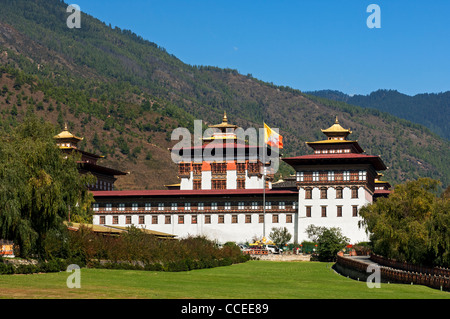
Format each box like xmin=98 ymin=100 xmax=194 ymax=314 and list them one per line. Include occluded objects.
xmin=0 ymin=0 xmax=449 ymax=189
xmin=307 ymin=89 xmax=450 ymax=141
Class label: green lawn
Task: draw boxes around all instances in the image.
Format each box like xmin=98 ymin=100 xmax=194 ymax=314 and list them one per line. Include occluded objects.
xmin=0 ymin=261 xmax=448 ymax=299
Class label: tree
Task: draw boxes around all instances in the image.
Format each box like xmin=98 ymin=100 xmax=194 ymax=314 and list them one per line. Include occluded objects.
xmin=305 ymin=225 xmax=325 ymax=243
xmin=269 ymin=227 xmax=292 ymax=248
xmin=0 ymin=116 xmax=95 ymax=258
xmin=305 ymin=225 xmax=349 ymax=261
xmin=316 ymin=227 xmax=349 ymax=262
xmin=359 ymin=178 xmax=450 ymax=267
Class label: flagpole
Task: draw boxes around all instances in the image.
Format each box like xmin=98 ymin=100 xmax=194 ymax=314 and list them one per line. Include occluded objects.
xmin=263 ymin=142 xmax=266 ymax=240
xmin=262 ymin=123 xmax=266 ymax=240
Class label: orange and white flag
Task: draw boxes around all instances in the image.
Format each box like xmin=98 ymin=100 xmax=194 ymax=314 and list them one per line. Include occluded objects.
xmin=264 ymin=123 xmax=283 ymax=149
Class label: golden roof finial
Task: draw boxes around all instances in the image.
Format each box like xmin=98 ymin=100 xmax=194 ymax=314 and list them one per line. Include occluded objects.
xmin=54 ymin=122 xmax=83 ymax=141
xmin=335 ymin=116 xmax=339 ymax=124
xmin=223 ymin=111 xmax=228 ymax=123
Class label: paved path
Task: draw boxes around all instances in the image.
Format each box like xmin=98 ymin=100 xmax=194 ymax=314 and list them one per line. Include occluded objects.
xmin=348 ymin=255 xmax=379 ymax=265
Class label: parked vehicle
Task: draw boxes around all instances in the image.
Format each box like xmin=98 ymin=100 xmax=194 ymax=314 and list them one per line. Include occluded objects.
xmin=264 ymin=244 xmax=281 ymax=254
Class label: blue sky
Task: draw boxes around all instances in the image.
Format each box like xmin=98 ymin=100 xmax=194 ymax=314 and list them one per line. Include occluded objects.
xmin=73 ymin=0 xmax=450 ymax=96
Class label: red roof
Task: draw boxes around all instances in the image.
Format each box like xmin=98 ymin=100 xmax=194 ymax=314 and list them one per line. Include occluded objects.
xmin=92 ymin=188 xmax=297 ymax=197
xmin=77 ymin=161 xmax=127 ymax=175
xmin=283 ymin=153 xmax=387 ymax=170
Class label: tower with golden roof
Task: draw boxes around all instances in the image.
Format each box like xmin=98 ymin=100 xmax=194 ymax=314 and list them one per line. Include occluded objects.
xmin=54 ymin=123 xmax=127 ymax=191
xmin=282 ymin=116 xmax=388 ymax=243
xmin=172 ymin=112 xmax=273 ymax=191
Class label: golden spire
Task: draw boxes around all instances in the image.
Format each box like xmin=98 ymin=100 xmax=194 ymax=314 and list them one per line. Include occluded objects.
xmin=320 ymin=116 xmax=352 ymax=140
xmin=54 ymin=122 xmax=83 ymax=142
xmin=208 ymin=112 xmax=238 ymax=129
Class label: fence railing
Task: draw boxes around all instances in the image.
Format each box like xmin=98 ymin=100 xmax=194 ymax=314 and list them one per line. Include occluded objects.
xmin=335 ymin=255 xmax=450 ymax=292
xmin=370 ymin=254 xmax=450 ymax=278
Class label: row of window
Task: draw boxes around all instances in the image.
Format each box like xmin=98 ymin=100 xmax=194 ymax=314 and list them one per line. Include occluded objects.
xmin=99 ymin=213 xmax=294 ymax=225
xmin=94 ymin=201 xmax=295 ymax=211
xmin=314 ymin=149 xmax=351 ymax=154
xmin=89 ymin=179 xmax=114 ymax=191
xmin=194 ymin=178 xmax=250 ymax=190
xmin=304 ymin=186 xmax=360 ymax=199
xmin=297 ymin=170 xmax=367 ymax=182
xmin=305 ymin=205 xmax=359 ymax=218
xmin=98 ymin=205 xmax=359 ymax=226
xmin=179 ymin=161 xmax=262 ymax=175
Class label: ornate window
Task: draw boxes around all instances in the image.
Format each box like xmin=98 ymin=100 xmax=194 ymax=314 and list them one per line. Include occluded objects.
xmin=337 ymin=206 xmax=343 ymax=217
xmin=321 ymin=206 xmax=327 ymax=217
xmin=193 ymin=179 xmax=201 ymax=190
xmin=336 ymin=187 xmax=343 ymax=199
xmin=351 ymin=187 xmax=359 ymax=199
xmin=312 ymin=171 xmax=319 ymax=182
xmin=236 ymin=162 xmax=246 ymax=174
xmin=212 ymin=179 xmax=226 ymax=190
xmin=178 ymin=163 xmax=190 ymax=176
xmin=305 ymin=188 xmax=312 ymax=199
xmin=343 ymin=171 xmax=350 ymax=181
xmin=306 ymin=206 xmax=312 ymax=217
xmin=328 ymin=171 xmax=335 ymax=181
xmin=359 ymin=170 xmax=367 ymax=181
xmin=211 ymin=162 xmax=226 ymax=174
xmin=193 ymin=163 xmax=202 ymax=174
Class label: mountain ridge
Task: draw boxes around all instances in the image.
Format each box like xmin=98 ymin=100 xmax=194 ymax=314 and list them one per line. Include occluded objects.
xmin=0 ymin=0 xmax=449 ymax=189
xmin=306 ymin=89 xmax=450 ymax=140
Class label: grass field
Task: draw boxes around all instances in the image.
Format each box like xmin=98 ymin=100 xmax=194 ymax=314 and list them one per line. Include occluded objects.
xmin=0 ymin=261 xmax=448 ymax=299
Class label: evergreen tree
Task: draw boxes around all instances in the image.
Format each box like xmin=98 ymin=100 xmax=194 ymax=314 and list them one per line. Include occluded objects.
xmin=359 ymin=178 xmax=450 ymax=267
xmin=0 ymin=117 xmax=95 ymax=258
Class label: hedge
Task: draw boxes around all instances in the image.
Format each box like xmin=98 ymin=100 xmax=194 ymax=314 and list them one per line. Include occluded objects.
xmin=0 ymin=255 xmax=251 ymax=275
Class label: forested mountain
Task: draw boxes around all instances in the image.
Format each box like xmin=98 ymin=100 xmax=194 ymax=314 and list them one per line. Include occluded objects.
xmin=0 ymin=0 xmax=449 ymax=189
xmin=306 ymin=89 xmax=450 ymax=141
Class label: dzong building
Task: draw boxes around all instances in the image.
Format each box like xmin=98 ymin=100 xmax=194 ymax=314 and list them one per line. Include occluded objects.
xmin=90 ymin=114 xmax=390 ymax=244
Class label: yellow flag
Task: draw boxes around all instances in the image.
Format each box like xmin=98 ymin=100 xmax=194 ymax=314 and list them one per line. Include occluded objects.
xmin=264 ymin=123 xmax=283 ymax=149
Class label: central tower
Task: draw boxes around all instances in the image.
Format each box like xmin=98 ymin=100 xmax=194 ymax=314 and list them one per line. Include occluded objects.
xmin=174 ymin=113 xmax=273 ymax=190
